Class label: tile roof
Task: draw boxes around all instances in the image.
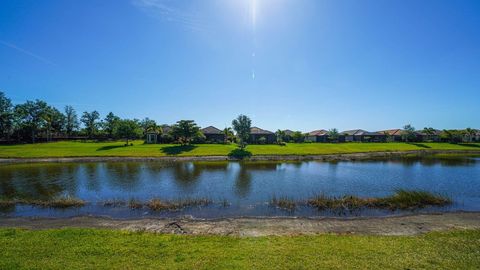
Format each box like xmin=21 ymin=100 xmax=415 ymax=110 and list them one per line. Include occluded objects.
xmin=201 ymin=126 xmax=223 ymax=134
xmin=283 ymin=129 xmax=295 ymax=136
xmin=377 ymin=129 xmax=407 ymax=136
xmin=340 ymin=129 xmax=382 ymax=136
xmin=307 ymin=129 xmax=328 ymax=136
xmin=250 ymin=127 xmax=274 ymax=135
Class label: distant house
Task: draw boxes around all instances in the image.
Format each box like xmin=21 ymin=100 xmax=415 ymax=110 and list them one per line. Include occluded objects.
xmin=341 ymin=129 xmax=386 ymax=142
xmin=378 ymin=129 xmax=403 ymax=142
xmin=249 ymin=127 xmax=276 ymax=144
xmin=159 ymin=125 xmax=174 ymax=143
xmin=282 ymin=129 xmax=295 ymax=142
xmin=415 ymin=129 xmax=442 ymax=142
xmin=200 ymin=126 xmax=225 ymax=143
xmin=306 ymin=130 xmax=329 ymax=142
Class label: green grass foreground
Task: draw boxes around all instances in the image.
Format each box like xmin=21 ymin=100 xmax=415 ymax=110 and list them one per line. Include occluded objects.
xmin=0 ymin=141 xmax=479 ymax=158
xmin=0 ymin=228 xmax=479 ymax=269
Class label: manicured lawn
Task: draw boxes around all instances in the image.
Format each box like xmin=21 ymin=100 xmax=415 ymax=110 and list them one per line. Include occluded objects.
xmin=0 ymin=228 xmax=478 ymax=269
xmin=0 ymin=141 xmax=480 ymax=158
xmin=0 ymin=141 xmax=479 ymax=158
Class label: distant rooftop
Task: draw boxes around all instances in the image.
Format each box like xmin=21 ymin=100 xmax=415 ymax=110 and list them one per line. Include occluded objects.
xmin=201 ymin=126 xmax=222 ymax=134
xmin=341 ymin=129 xmax=381 ymax=136
xmin=307 ymin=129 xmax=328 ymax=136
xmin=250 ymin=127 xmax=274 ymax=135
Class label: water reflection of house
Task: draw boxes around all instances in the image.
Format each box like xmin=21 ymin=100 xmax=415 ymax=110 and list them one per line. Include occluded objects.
xmin=200 ymin=126 xmax=225 ymax=143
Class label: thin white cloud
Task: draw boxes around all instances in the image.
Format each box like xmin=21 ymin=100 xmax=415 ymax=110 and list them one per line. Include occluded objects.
xmin=0 ymin=40 xmax=56 ymax=66
xmin=132 ymin=0 xmax=208 ymax=32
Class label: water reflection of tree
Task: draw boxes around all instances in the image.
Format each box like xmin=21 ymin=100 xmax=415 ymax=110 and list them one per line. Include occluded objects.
xmin=84 ymin=163 xmax=101 ymax=191
xmin=171 ymin=162 xmax=202 ymax=191
xmin=234 ymin=164 xmax=252 ymax=198
xmin=170 ymin=162 xmax=230 ymax=191
xmin=234 ymin=162 xmax=279 ymax=198
xmin=105 ymin=162 xmax=142 ymax=191
xmin=0 ymin=164 xmax=73 ymax=200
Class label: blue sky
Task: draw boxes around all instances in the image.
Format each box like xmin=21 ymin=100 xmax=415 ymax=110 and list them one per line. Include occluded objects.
xmin=1 ymin=0 xmax=479 ymax=131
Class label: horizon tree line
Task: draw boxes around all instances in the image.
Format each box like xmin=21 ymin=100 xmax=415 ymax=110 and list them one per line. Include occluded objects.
xmin=0 ymin=91 xmax=478 ymax=146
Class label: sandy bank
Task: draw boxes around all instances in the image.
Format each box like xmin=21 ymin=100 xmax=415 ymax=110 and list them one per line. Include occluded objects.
xmin=1 ymin=212 xmax=479 ymax=236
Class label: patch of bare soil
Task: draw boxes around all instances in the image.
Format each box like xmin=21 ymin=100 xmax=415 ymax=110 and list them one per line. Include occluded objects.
xmin=1 ymin=212 xmax=479 ymax=236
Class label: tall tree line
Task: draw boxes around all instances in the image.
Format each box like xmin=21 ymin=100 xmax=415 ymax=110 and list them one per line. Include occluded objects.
xmin=0 ymin=91 xmax=149 ymax=143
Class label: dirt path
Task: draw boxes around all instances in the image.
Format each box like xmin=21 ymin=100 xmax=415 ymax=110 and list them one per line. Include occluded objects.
xmin=1 ymin=212 xmax=479 ymax=236
xmin=1 ymin=150 xmax=479 ymax=163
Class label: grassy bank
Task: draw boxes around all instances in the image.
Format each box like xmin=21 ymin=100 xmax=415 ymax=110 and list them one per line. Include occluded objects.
xmin=0 ymin=228 xmax=479 ymax=269
xmin=0 ymin=141 xmax=479 ymax=158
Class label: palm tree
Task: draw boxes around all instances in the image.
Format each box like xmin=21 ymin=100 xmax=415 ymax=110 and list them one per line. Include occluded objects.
xmin=223 ymin=127 xmax=234 ymax=144
xmin=403 ymin=124 xmax=416 ymax=142
xmin=465 ymin=128 xmax=475 ymax=143
xmin=275 ymin=130 xmax=286 ymax=144
xmin=422 ymin=127 xmax=435 ymax=142
xmin=327 ymin=128 xmax=339 ymax=142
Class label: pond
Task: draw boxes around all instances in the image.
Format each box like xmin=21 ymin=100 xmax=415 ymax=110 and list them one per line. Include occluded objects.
xmin=0 ymin=158 xmax=479 ymax=218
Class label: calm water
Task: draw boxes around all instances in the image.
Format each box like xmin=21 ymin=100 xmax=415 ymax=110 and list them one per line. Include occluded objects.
xmin=1 ymin=158 xmax=479 ymax=218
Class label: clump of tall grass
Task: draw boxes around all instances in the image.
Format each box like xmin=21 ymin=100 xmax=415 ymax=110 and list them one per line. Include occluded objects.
xmin=307 ymin=195 xmax=375 ymax=211
xmin=220 ymin=198 xmax=230 ymax=207
xmin=30 ymin=196 xmax=86 ymax=208
xmin=146 ymin=198 xmax=212 ymax=211
xmin=307 ymin=190 xmax=451 ymax=211
xmin=0 ymin=199 xmax=15 ymax=208
xmin=0 ymin=196 xmax=86 ymax=208
xmin=270 ymin=196 xmax=296 ymax=211
xmin=376 ymin=189 xmax=451 ymax=210
xmin=103 ymin=199 xmax=126 ymax=207
xmin=128 ymin=198 xmax=143 ymax=209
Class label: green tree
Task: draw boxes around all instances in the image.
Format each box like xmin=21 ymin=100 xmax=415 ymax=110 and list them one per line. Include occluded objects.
xmin=422 ymin=127 xmax=436 ymax=142
xmin=441 ymin=129 xmax=463 ymax=143
xmin=140 ymin=118 xmax=158 ymax=137
xmin=275 ymin=129 xmax=286 ymax=143
xmin=465 ymin=128 xmax=475 ymax=143
xmin=115 ymin=119 xmax=142 ymax=145
xmin=232 ymin=115 xmax=251 ymax=149
xmin=223 ymin=127 xmax=234 ymax=144
xmin=43 ymin=106 xmax=65 ymax=141
xmin=402 ymin=124 xmax=416 ymax=142
xmin=14 ymin=100 xmax=49 ymax=143
xmin=103 ymin=112 xmax=120 ymax=139
xmin=0 ymin=91 xmax=14 ymax=140
xmin=64 ymin=106 xmax=79 ymax=137
xmin=171 ymin=120 xmax=200 ymax=145
xmin=81 ymin=111 xmax=100 ymax=139
xmin=327 ymin=128 xmax=339 ymax=142
xmin=291 ymin=131 xmax=304 ymax=143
